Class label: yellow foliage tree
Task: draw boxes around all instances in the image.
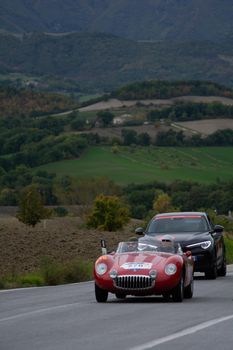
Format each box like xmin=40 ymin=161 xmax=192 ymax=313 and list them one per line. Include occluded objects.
xmin=87 ymin=194 xmax=129 ymax=231
xmin=153 ymin=192 xmax=176 ymax=213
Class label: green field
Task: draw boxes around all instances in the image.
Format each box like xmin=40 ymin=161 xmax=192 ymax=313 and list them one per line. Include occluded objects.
xmin=39 ymin=146 xmax=233 ymax=185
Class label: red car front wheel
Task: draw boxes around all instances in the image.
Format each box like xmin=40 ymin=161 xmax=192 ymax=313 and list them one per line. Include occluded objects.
xmin=172 ymin=276 xmax=184 ymax=302
xmin=95 ymin=283 xmax=108 ymax=303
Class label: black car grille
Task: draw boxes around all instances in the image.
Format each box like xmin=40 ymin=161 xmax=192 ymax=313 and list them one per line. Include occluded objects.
xmin=114 ymin=275 xmax=153 ymax=290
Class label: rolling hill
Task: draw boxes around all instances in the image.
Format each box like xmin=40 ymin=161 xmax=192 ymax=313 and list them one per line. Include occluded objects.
xmin=38 ymin=146 xmax=233 ymax=185
xmin=1 ymin=0 xmax=233 ymax=42
xmin=1 ymin=31 xmax=233 ymax=92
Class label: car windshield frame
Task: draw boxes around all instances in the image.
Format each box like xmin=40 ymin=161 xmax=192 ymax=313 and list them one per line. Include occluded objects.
xmin=146 ymin=215 xmax=209 ymax=234
xmin=116 ymin=240 xmax=178 ymax=254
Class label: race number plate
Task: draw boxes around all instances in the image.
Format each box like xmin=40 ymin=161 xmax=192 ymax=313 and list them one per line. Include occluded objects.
xmin=121 ymin=262 xmax=152 ymax=270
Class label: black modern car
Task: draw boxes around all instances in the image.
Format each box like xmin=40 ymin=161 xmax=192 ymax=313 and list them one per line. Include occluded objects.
xmin=135 ymin=212 xmax=227 ymax=279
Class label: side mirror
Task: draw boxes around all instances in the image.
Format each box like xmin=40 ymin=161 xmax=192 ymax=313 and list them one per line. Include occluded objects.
xmin=184 ymin=250 xmax=192 ymax=258
xmin=135 ymin=227 xmax=144 ymax=235
xmin=213 ymin=225 xmax=224 ymax=233
xmin=101 ymin=239 xmax=107 ymax=255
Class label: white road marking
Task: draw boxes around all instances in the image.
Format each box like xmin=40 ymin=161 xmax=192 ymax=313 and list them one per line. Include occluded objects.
xmin=129 ymin=314 xmax=233 ymax=350
xmin=0 ymin=302 xmax=87 ymax=323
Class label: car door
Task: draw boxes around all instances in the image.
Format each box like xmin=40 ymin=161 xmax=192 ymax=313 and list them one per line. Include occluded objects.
xmin=206 ymin=214 xmax=224 ymax=268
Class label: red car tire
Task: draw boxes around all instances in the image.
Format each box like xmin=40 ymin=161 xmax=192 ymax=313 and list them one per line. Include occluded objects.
xmin=172 ymin=276 xmax=184 ymax=302
xmin=95 ymin=283 xmax=108 ymax=303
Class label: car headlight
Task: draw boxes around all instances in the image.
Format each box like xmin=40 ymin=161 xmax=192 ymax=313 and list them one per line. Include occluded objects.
xmin=149 ymin=270 xmax=157 ymax=280
xmin=187 ymin=240 xmax=211 ymax=250
xmin=96 ymin=263 xmax=108 ymax=275
xmin=110 ymin=269 xmax=117 ymax=279
xmin=165 ymin=263 xmax=177 ymax=275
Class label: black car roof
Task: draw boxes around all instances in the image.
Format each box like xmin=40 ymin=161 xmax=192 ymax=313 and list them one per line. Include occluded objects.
xmin=154 ymin=212 xmax=206 ymax=218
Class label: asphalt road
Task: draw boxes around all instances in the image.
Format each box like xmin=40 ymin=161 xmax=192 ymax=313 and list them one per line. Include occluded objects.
xmin=1 ymin=266 xmax=233 ymax=350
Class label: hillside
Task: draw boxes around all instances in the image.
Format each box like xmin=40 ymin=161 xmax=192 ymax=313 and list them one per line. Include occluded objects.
xmin=0 ymin=215 xmax=141 ymax=276
xmin=1 ymin=32 xmax=233 ymax=92
xmin=0 ymin=0 xmax=233 ymax=42
xmin=0 ymin=86 xmax=77 ymax=117
xmin=39 ymin=146 xmax=233 ymax=185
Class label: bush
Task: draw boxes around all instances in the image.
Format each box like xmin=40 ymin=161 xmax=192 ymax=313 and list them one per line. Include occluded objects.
xmin=225 ymin=234 xmax=233 ymax=264
xmin=53 ymin=206 xmax=68 ymax=217
xmin=0 ymin=258 xmax=93 ymax=289
xmin=40 ymin=257 xmax=93 ymax=286
xmin=87 ymin=194 xmax=130 ymax=231
xmin=40 ymin=257 xmax=64 ymax=285
xmin=131 ymin=204 xmax=148 ymax=219
xmin=63 ymin=259 xmax=93 ymax=283
xmin=17 ymin=274 xmax=44 ymax=287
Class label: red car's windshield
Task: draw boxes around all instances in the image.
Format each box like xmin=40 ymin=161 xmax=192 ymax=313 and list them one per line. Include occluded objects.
xmin=147 ymin=216 xmax=209 ymax=234
xmin=116 ymin=240 xmax=177 ymax=254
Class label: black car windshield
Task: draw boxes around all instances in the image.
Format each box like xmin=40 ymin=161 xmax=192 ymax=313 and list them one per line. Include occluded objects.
xmin=147 ymin=216 xmax=209 ymax=234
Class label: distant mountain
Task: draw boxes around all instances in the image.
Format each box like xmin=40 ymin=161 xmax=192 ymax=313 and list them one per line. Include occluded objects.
xmin=1 ymin=31 xmax=233 ymax=92
xmin=1 ymin=0 xmax=233 ymax=41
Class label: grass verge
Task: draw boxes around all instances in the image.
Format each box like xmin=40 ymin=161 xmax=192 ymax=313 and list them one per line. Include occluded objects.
xmin=225 ymin=233 xmax=233 ymax=264
xmin=0 ymin=258 xmax=93 ymax=289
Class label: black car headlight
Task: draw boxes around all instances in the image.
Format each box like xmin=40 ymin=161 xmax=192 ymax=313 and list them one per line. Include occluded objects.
xmin=187 ymin=240 xmax=212 ymax=250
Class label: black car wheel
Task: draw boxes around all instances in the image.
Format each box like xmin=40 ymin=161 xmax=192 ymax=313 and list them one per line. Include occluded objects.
xmin=95 ymin=283 xmax=108 ymax=302
xmin=172 ymin=275 xmax=184 ymax=302
xmin=184 ymin=275 xmax=194 ymax=299
xmin=205 ymin=259 xmax=217 ymax=280
xmin=218 ymin=256 xmax=227 ymax=277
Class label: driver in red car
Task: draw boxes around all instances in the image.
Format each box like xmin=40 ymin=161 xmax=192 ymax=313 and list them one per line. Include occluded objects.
xmin=160 ymin=235 xmax=182 ymax=254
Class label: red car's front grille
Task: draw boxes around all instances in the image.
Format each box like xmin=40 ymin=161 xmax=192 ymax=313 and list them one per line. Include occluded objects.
xmin=114 ymin=275 xmax=153 ymax=290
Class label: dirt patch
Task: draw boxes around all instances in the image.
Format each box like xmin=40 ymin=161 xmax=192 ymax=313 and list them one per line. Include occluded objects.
xmin=0 ymin=216 xmax=142 ymax=276
xmin=175 ymin=118 xmax=233 ymax=136
xmin=79 ymin=98 xmax=172 ymax=112
xmin=173 ymin=96 xmax=233 ymax=105
xmin=79 ymin=96 xmax=233 ymax=112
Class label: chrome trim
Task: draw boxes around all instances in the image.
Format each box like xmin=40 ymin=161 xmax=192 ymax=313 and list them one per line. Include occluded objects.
xmin=114 ymin=275 xmax=154 ymax=290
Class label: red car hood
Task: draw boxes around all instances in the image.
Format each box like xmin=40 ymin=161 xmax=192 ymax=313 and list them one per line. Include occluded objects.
xmin=112 ymin=252 xmax=177 ymax=273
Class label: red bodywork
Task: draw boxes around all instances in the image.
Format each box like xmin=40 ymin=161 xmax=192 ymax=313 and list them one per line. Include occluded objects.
xmin=94 ymin=249 xmax=194 ymax=297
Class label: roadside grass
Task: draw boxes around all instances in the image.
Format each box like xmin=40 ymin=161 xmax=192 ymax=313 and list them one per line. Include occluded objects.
xmin=0 ymin=234 xmax=232 ymax=290
xmin=0 ymin=258 xmax=93 ymax=289
xmin=225 ymin=233 xmax=233 ymax=264
xmin=38 ymin=146 xmax=233 ymax=185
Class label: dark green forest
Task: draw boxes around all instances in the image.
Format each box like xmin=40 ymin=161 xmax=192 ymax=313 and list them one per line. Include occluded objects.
xmin=1 ymin=32 xmax=233 ymax=92
xmin=114 ymin=81 xmax=233 ymax=100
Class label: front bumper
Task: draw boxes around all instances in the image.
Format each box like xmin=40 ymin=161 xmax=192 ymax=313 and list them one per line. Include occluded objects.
xmin=187 ymin=249 xmax=214 ymax=272
xmin=95 ymin=272 xmax=180 ymax=296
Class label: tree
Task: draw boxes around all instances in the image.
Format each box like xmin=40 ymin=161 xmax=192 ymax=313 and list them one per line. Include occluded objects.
xmin=87 ymin=194 xmax=129 ymax=231
xmin=121 ymin=129 xmax=137 ymax=145
xmin=137 ymin=132 xmax=151 ymax=146
xmin=153 ymin=192 xmax=176 ymax=213
xmin=97 ymin=111 xmax=114 ymax=127
xmin=16 ymin=185 xmax=51 ymax=227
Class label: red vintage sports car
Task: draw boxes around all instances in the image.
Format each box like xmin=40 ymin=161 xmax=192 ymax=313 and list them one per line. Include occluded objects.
xmin=94 ymin=236 xmax=194 ymax=302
